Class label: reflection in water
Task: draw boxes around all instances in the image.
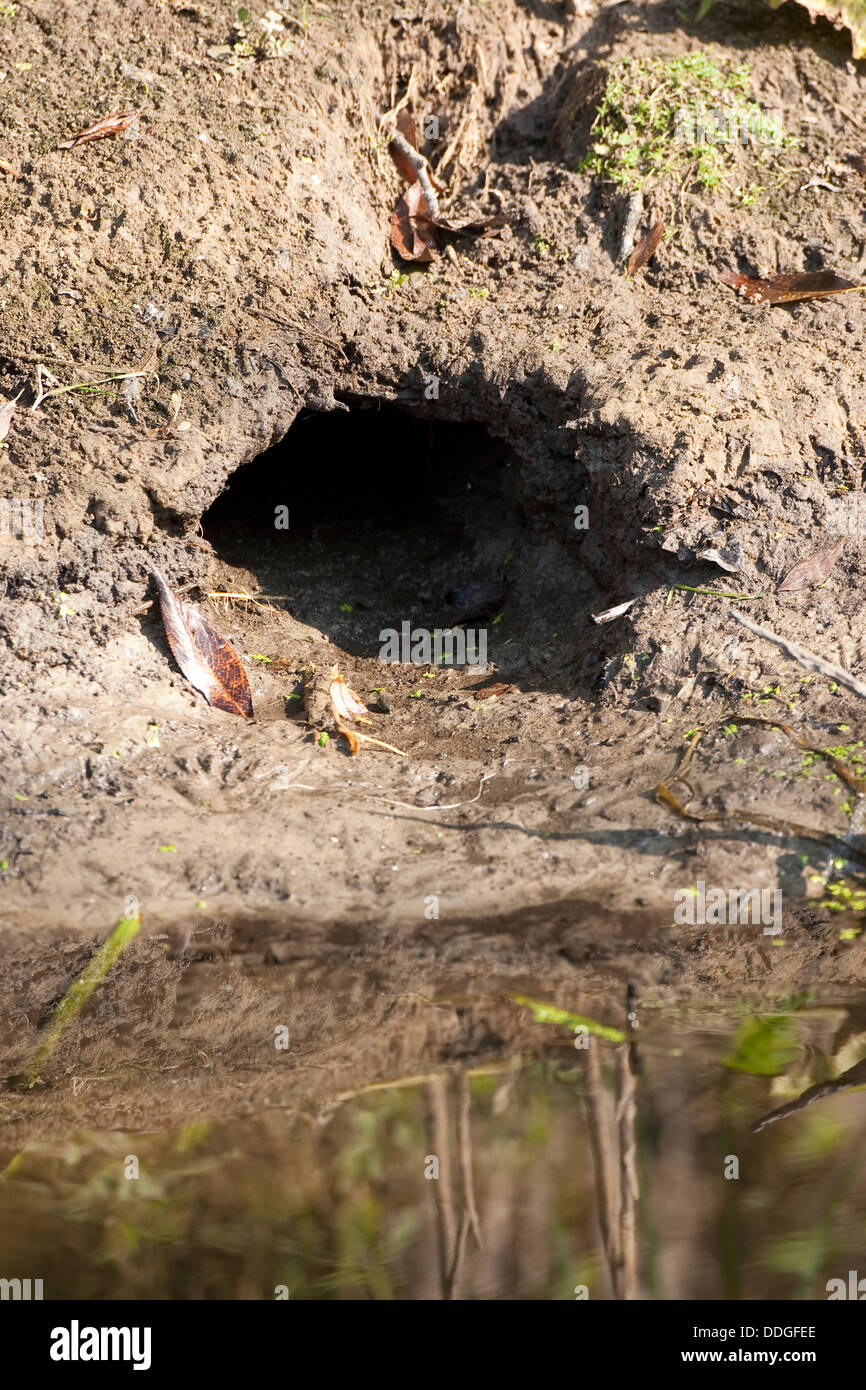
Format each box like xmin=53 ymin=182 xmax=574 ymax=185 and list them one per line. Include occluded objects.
xmin=2 ymin=994 xmax=865 ymax=1300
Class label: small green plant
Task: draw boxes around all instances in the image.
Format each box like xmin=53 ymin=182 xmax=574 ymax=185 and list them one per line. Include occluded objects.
xmin=210 ymin=8 xmax=293 ymax=63
xmin=737 ymin=181 xmax=764 ymax=205
xmin=387 ymin=269 xmax=409 ymax=293
xmin=581 ymin=52 xmax=794 ymax=195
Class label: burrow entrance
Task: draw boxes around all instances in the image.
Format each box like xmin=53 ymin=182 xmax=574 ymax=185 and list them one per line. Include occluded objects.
xmin=201 ymin=401 xmax=602 ymax=683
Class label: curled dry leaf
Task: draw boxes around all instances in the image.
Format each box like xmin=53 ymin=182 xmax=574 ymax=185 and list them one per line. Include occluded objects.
xmin=0 ymin=390 xmax=22 ymax=443
xmin=325 ymin=672 xmax=407 ymax=755
xmin=390 ymin=179 xmax=440 ymax=263
xmin=59 ymin=110 xmax=141 ymax=149
xmin=387 ymin=106 xmax=504 ymax=265
xmin=328 ymin=675 xmax=371 ymax=723
xmin=627 ymin=219 xmax=664 ymax=276
xmin=149 ymin=566 xmax=254 ymax=717
xmin=721 ymin=269 xmax=866 ymax=305
xmin=390 ymin=181 xmax=505 ymax=263
xmin=778 ymin=540 xmax=844 ymax=592
xmin=592 ymin=598 xmax=635 ymax=624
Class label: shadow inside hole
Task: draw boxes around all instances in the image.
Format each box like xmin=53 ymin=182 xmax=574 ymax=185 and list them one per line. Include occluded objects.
xmin=202 ymin=403 xmax=522 ymax=659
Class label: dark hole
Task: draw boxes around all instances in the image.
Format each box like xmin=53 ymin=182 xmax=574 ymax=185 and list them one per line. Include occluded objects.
xmin=201 ymin=403 xmax=521 ymax=658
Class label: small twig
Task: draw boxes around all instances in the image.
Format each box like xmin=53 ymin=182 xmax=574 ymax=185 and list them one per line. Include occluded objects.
xmin=457 ymin=1070 xmax=483 ymax=1251
xmin=206 ymin=591 xmax=293 ymax=601
xmin=673 ymin=585 xmax=759 ymax=601
xmin=729 ymin=609 xmax=866 ymax=699
xmin=30 ymin=353 xmax=156 ymax=412
xmin=369 ymin=771 xmax=495 ymax=811
xmin=337 ymin=720 xmax=408 ymax=757
xmin=655 ymin=728 xmax=866 ymax=865
xmin=752 ymin=1058 xmax=866 ymax=1133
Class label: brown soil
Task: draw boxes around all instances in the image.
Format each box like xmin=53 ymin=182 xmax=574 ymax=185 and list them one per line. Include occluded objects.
xmin=1 ymin=0 xmax=866 ymax=1147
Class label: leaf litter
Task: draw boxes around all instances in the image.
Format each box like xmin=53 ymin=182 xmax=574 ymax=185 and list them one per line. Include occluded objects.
xmin=386 ymin=104 xmax=504 ymax=264
xmin=149 ymin=567 xmax=254 ymax=718
xmin=778 ymin=539 xmax=844 ymax=591
xmin=721 ymin=269 xmax=866 ymax=305
xmin=626 ymin=220 xmax=665 ymax=276
xmin=58 ymin=110 xmax=141 ymax=149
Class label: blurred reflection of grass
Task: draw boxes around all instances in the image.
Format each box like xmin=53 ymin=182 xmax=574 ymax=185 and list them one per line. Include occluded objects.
xmin=1 ymin=1001 xmax=865 ymax=1300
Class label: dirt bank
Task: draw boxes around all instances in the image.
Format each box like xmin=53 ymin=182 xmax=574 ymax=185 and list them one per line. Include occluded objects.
xmin=1 ymin=0 xmax=866 ymax=1139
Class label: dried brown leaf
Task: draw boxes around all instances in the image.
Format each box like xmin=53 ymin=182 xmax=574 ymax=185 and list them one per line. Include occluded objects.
xmin=390 ymin=180 xmax=504 ymax=264
xmin=395 ymin=107 xmax=420 ymax=150
xmin=778 ymin=540 xmax=844 ymax=592
xmin=627 ymin=219 xmax=664 ymax=276
xmin=59 ymin=110 xmax=141 ymax=149
xmin=150 ymin=566 xmax=254 ymax=717
xmin=390 ymin=181 xmax=440 ymax=262
xmin=721 ymin=269 xmax=866 ymax=305
xmin=476 ymin=683 xmax=512 ymax=700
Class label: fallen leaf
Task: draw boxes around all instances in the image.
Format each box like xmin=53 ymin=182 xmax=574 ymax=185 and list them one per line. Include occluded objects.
xmin=696 ymin=539 xmax=746 ymax=574
xmin=627 ymin=219 xmax=664 ymax=275
xmin=391 ymin=179 xmax=440 ymax=262
xmin=592 ymin=599 xmax=636 ymax=624
xmin=721 ymin=269 xmax=866 ymax=305
xmin=778 ymin=540 xmax=844 ymax=592
xmin=391 ymin=181 xmax=505 ymax=263
xmin=328 ymin=675 xmax=371 ymax=723
xmin=0 ymin=390 xmax=22 ymax=442
xmin=59 ymin=110 xmax=141 ymax=149
xmin=150 ymin=566 xmax=253 ymax=716
xmin=395 ymin=107 xmax=420 ymax=150
xmin=476 ymin=682 xmax=512 ymax=700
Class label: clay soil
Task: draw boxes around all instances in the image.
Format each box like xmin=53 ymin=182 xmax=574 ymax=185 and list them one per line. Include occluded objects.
xmin=1 ymin=0 xmax=866 ymax=1147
